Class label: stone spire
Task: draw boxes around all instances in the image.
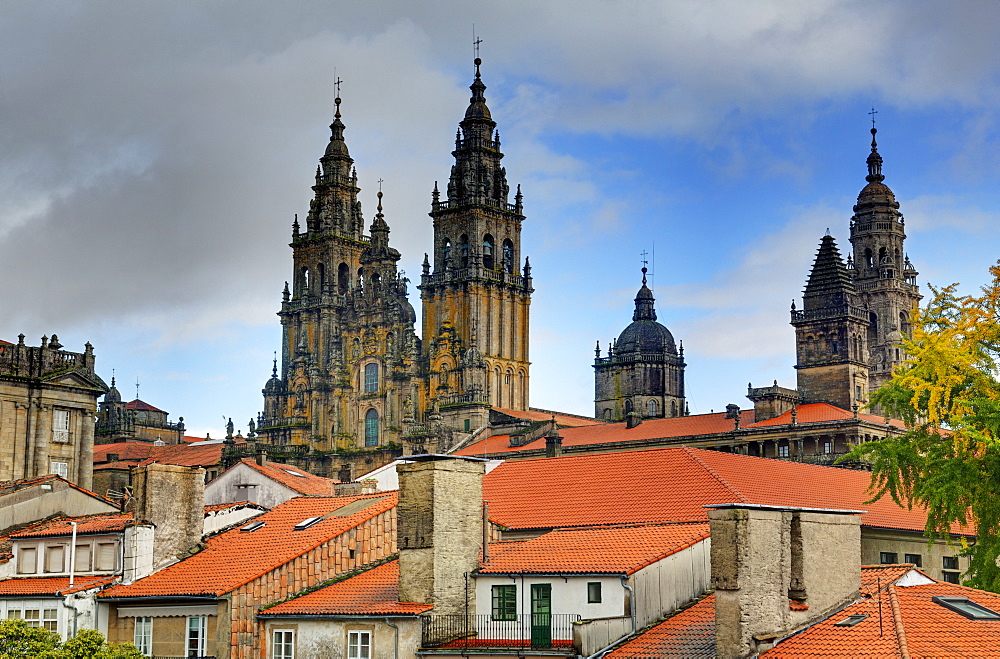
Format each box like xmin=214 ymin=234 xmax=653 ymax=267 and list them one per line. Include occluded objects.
xmin=633 ymin=267 xmax=657 ymax=322
xmin=865 ymin=126 xmax=883 ymax=183
xmin=802 ymin=235 xmax=856 ymax=310
xmin=305 ymin=91 xmax=365 ymax=238
xmin=443 ymin=57 xmax=511 ymax=208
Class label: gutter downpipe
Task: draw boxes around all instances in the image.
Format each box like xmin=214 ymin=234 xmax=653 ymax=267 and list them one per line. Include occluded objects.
xmin=69 ymin=522 xmax=77 ymax=588
xmin=384 ymin=617 xmax=399 ymax=659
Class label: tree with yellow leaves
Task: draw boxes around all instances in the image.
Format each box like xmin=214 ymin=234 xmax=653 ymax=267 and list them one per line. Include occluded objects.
xmin=847 ymin=261 xmax=1000 ymax=590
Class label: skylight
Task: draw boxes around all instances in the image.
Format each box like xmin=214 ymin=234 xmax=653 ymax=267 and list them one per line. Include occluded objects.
xmin=282 ymin=469 xmax=306 ymax=478
xmin=293 ymin=517 xmax=322 ymax=531
xmin=833 ymin=614 xmax=869 ymax=627
xmin=932 ymin=596 xmax=1000 ymax=620
xmin=240 ymin=521 xmax=265 ymax=532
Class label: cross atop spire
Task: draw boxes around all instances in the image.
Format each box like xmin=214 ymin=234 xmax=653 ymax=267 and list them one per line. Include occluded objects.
xmin=868 ymin=106 xmax=878 ymax=130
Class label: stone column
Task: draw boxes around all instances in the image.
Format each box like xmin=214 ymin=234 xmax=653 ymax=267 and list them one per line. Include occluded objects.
xmin=78 ymin=406 xmax=96 ymax=491
xmin=33 ymin=403 xmax=51 ymax=478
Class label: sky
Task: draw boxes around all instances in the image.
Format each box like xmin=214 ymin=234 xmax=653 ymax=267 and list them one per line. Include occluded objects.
xmin=2 ymin=1 xmax=999 ymax=438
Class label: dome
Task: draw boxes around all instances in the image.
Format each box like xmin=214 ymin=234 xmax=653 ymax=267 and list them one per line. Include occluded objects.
xmin=616 ymin=319 xmax=676 ymax=355
xmin=264 ymin=375 xmax=283 ymax=395
xmin=104 ymin=378 xmax=121 ymax=403
xmin=614 ymin=268 xmax=677 ymax=355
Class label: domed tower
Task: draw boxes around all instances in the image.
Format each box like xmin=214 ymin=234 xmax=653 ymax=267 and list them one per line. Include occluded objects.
xmin=594 ymin=268 xmax=686 ymax=423
xmin=848 ymin=124 xmax=921 ymax=393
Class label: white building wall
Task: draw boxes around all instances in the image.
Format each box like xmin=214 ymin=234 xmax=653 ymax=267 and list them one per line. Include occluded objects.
xmin=631 ymin=538 xmax=711 ymax=628
xmin=262 ymin=617 xmax=422 ymax=659
xmin=203 ymin=464 xmax=299 ymax=508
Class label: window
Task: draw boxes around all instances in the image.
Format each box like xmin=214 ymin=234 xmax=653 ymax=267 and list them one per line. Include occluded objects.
xmin=293 ymin=517 xmax=322 ymax=531
xmin=491 ymin=584 xmax=516 ymax=621
xmin=241 ymin=520 xmax=265 ymax=532
xmin=45 ymin=545 xmax=65 ymax=573
xmin=483 ymin=234 xmax=495 ymax=269
xmin=587 ymin=582 xmax=602 ymax=603
xmin=932 ymin=596 xmax=1000 ymax=620
xmin=903 ymin=553 xmax=922 ymax=567
xmin=17 ymin=546 xmax=37 ymax=574
xmin=942 ymin=571 xmax=961 ymax=584
xmin=53 ymin=409 xmax=70 ymax=443
xmin=12 ymin=608 xmax=57 ymax=631
xmin=272 ymin=629 xmax=295 ymax=659
xmin=823 ymin=441 xmax=833 ymax=454
xmin=348 ymin=630 xmax=371 ymax=659
xmin=777 ymin=444 xmax=789 ymax=458
xmin=187 ymin=616 xmax=207 ymax=656
xmin=831 ymin=340 xmax=839 ymax=355
xmin=364 ymin=363 xmax=379 ymax=392
xmin=338 ymin=262 xmax=350 ymax=294
xmin=75 ymin=544 xmax=92 ymax=572
xmin=880 ymin=552 xmax=898 ymax=565
xmin=460 ymin=235 xmax=469 ymax=267
xmin=364 ymin=409 xmax=379 ymax=447
xmin=943 ymin=556 xmax=959 ymax=570
xmin=134 ymin=617 xmax=152 ymax=655
xmin=647 ymin=400 xmax=657 ymax=417
xmin=834 ymin=614 xmax=869 ymax=627
xmin=50 ymin=461 xmax=68 ymax=479
xmin=502 ymin=240 xmax=514 ymax=274
xmin=96 ymin=543 xmax=117 ymax=571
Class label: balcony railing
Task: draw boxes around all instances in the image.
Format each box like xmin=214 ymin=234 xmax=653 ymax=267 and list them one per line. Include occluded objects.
xmin=421 ymin=614 xmax=580 ymax=650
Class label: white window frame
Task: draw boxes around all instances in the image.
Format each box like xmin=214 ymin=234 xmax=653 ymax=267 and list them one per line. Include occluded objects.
xmin=95 ymin=542 xmax=117 ymax=572
xmin=272 ymin=629 xmax=295 ymax=659
xmin=187 ymin=615 xmax=207 ymax=656
xmin=44 ymin=544 xmax=65 ymax=573
xmin=133 ymin=616 xmax=152 ymax=655
xmin=50 ymin=461 xmax=69 ymax=479
xmin=17 ymin=545 xmax=37 ymax=574
xmin=348 ymin=630 xmax=371 ymax=659
xmin=52 ymin=409 xmax=70 ymax=443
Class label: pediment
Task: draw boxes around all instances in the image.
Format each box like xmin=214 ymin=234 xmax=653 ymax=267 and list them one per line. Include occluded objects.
xmin=41 ymin=368 xmax=105 ymax=391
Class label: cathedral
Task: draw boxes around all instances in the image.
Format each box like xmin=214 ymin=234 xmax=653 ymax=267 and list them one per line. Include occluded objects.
xmin=256 ymin=58 xmax=532 ymax=455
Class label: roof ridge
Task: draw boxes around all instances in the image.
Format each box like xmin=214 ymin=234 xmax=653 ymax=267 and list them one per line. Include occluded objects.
xmin=887 ymin=583 xmax=911 ymax=659
xmin=681 ymin=447 xmax=749 ymax=504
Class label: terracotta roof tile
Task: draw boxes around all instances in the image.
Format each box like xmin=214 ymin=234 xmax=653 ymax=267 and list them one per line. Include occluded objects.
xmin=0 ymin=575 xmax=116 ymax=596
xmin=764 ymin=566 xmax=1000 ymax=657
xmin=0 ymin=474 xmax=115 ymax=507
xmin=9 ymin=513 xmax=133 ymax=539
xmin=125 ymin=399 xmax=167 ymax=413
xmin=91 ymin=442 xmax=157 ymax=463
xmin=100 ymin=493 xmax=396 ymax=599
xmin=478 ymin=523 xmax=709 ymax=575
xmin=204 ymin=502 xmax=268 ymax=514
xmin=262 ymin=561 xmax=430 ymax=616
xmin=234 ymin=459 xmax=341 ymax=495
xmin=745 ymin=402 xmax=907 ymax=429
xmin=482 ymin=447 xmax=970 ymax=535
xmin=605 ymin=593 xmax=716 ymax=658
xmin=457 ymin=410 xmax=756 ymax=456
xmin=493 ymin=407 xmax=602 ymax=427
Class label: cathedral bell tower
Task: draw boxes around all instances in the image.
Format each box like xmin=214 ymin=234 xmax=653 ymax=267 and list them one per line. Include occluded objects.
xmin=847 ymin=125 xmax=920 ymax=393
xmin=420 ymin=58 xmax=533 ymax=428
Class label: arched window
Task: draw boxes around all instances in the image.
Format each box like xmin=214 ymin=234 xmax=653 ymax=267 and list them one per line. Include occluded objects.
xmin=371 ymin=272 xmax=381 ymax=290
xmin=865 ymin=248 xmax=874 ymax=268
xmin=831 ymin=339 xmax=839 ymax=355
xmin=483 ymin=234 xmax=495 ymax=270
xmin=318 ymin=263 xmax=326 ymax=292
xmin=301 ymin=267 xmax=310 ymax=294
xmin=364 ymin=409 xmax=379 ymax=447
xmin=878 ymin=247 xmax=887 ymax=264
xmin=503 ymin=240 xmax=514 ymax=274
xmin=364 ymin=363 xmax=379 ymax=393
xmin=604 ymin=408 xmax=612 ymax=422
xmin=647 ymin=399 xmax=657 ymax=417
xmin=899 ymin=311 xmax=910 ymax=335
xmin=443 ymin=239 xmax=452 ymax=269
xmin=357 ymin=268 xmax=365 ymax=290
xmin=460 ymin=235 xmax=469 ymax=267
xmin=671 ymin=401 xmax=677 ymax=417
xmin=624 ymin=399 xmax=633 ymax=416
xmin=338 ymin=263 xmax=350 ymax=294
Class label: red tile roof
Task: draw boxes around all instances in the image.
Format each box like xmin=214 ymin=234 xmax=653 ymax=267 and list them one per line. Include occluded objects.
xmin=233 ymin=459 xmax=340 ymax=495
xmin=493 ymin=407 xmax=603 ymax=427
xmin=135 ymin=442 xmax=225 ymax=468
xmin=478 ymin=523 xmax=709 ymax=575
xmin=125 ymin=399 xmax=166 ymax=413
xmin=92 ymin=442 xmax=157 ymax=463
xmin=0 ymin=474 xmax=115 ymax=507
xmin=100 ymin=493 xmax=396 ymax=599
xmin=10 ymin=513 xmax=134 ymax=539
xmin=605 ymin=593 xmax=716 ymax=658
xmin=204 ymin=502 xmax=268 ymax=514
xmin=482 ymin=447 xmax=970 ymax=535
xmin=457 ymin=410 xmax=756 ymax=456
xmin=0 ymin=575 xmax=116 ymax=596
xmin=745 ymin=402 xmax=907 ymax=429
xmin=261 ymin=561 xmax=430 ymax=616
xmin=764 ymin=566 xmax=1000 ymax=657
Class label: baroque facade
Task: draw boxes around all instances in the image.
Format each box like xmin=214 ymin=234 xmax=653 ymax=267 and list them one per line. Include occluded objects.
xmin=0 ymin=334 xmax=105 ymax=490
xmin=257 ymin=58 xmax=531 ymax=456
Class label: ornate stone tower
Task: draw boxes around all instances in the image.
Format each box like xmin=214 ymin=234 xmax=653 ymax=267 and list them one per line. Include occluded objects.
xmin=847 ymin=126 xmax=920 ymax=393
xmin=420 ymin=58 xmax=533 ymax=430
xmin=594 ymin=268 xmax=686 ymax=423
xmin=791 ymin=124 xmax=920 ymax=410
xmin=259 ymin=96 xmax=423 ymax=451
xmin=791 ymin=235 xmax=870 ymax=410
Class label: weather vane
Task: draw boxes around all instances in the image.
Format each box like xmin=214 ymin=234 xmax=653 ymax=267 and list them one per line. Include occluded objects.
xmin=640 ymin=249 xmax=649 ymax=270
xmin=135 ymin=377 xmax=140 ymax=400
xmin=868 ymin=106 xmax=878 ymax=129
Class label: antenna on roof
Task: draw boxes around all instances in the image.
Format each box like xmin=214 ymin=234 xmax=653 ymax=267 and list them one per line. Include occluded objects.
xmin=135 ymin=377 xmax=140 ymax=400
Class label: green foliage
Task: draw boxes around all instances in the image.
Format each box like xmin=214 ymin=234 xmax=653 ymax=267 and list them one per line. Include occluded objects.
xmin=0 ymin=619 xmax=60 ymax=659
xmin=846 ymin=262 xmax=1000 ymax=591
xmin=0 ymin=623 xmax=142 ymax=659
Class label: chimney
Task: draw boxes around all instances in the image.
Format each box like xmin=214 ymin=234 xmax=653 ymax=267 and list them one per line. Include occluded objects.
xmin=131 ymin=463 xmax=206 ymax=568
xmin=707 ymin=504 xmax=862 ymax=658
xmin=255 ymin=446 xmax=267 ymax=466
xmin=338 ymin=463 xmax=352 ymax=482
xmin=397 ymin=455 xmax=486 ymax=616
xmin=545 ymin=428 xmax=563 ymax=458
xmin=625 ymin=411 xmax=642 ymax=429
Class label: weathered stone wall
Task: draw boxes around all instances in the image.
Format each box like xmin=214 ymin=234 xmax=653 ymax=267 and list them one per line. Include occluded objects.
xmin=131 ymin=463 xmax=205 ymax=567
xmin=397 ymin=457 xmax=484 ymax=616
